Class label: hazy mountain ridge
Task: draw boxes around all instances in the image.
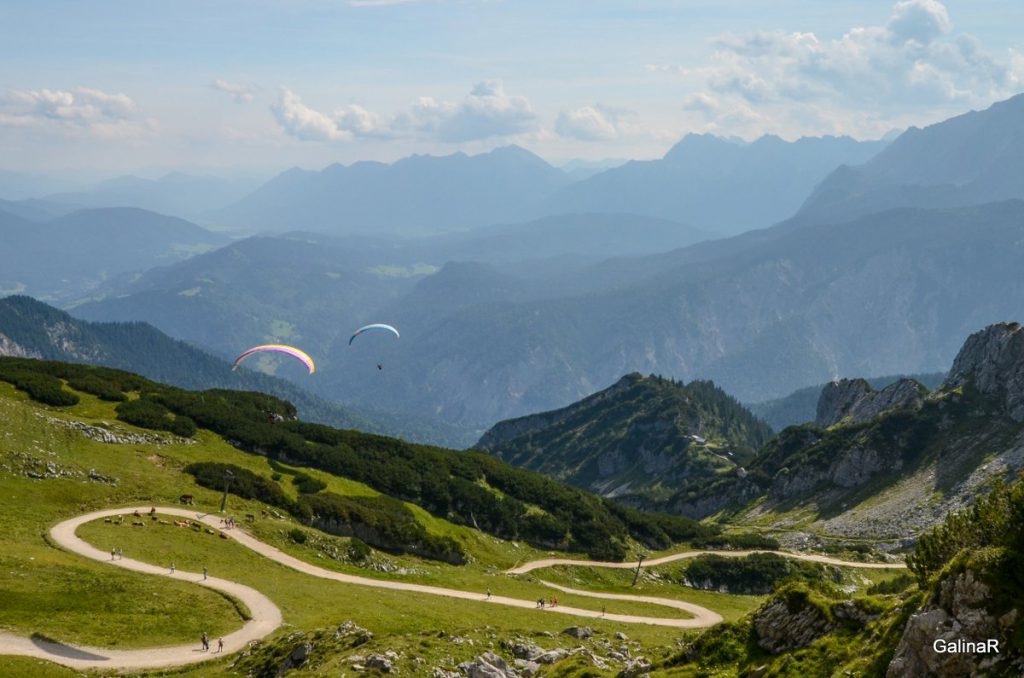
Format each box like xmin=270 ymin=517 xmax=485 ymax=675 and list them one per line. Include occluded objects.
xmin=475 ymin=373 xmax=773 ymax=500
xmin=213 ymin=145 xmax=571 ymax=235
xmin=799 ymin=93 xmax=1024 ymax=221
xmin=0 ymin=206 xmax=227 ymax=303
xmin=541 ymin=133 xmax=887 ymax=235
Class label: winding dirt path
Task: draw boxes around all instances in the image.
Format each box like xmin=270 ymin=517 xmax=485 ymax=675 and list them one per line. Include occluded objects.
xmin=0 ymin=506 xmax=904 ymax=671
xmin=507 ymin=548 xmax=907 ymax=574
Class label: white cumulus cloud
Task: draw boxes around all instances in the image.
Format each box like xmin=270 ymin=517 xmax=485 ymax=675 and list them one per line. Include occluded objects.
xmin=0 ymin=87 xmax=153 ymax=138
xmin=273 ymin=81 xmax=538 ymax=144
xmin=400 ymin=80 xmax=537 ymax=142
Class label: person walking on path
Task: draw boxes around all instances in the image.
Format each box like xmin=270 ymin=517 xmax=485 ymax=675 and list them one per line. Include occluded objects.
xmin=217 ymin=638 xmax=224 ymax=653
xmin=117 ymin=546 xmax=122 ymax=560
xmin=201 ymin=632 xmax=208 ymax=652
xmin=111 ymin=548 xmax=116 ymax=561
xmin=203 ymin=566 xmax=208 ymax=581
xmin=170 ymin=562 xmax=175 ymax=574
xmin=486 ymin=589 xmax=492 ymax=600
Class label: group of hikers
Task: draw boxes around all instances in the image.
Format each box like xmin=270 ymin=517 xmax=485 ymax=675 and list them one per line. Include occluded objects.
xmin=200 ymin=632 xmax=224 ymax=653
xmin=535 ymin=596 xmax=559 ymax=608
xmin=220 ymin=517 xmax=237 ymax=529
xmin=109 ymin=547 xmax=123 ymax=560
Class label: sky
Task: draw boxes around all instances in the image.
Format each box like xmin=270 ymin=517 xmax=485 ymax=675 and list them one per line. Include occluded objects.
xmin=1 ymin=0 xmax=1022 ymax=177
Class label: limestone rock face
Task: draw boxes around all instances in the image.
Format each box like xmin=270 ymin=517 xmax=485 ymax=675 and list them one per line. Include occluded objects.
xmin=887 ymin=569 xmax=1022 ymax=677
xmin=753 ymin=597 xmax=834 ymax=654
xmin=944 ymin=321 xmax=1024 ymax=421
xmin=459 ymin=651 xmax=520 ymax=678
xmin=815 ymin=377 xmax=925 ymax=427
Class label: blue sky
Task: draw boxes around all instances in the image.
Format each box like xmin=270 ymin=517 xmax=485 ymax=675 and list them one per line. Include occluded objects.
xmin=1 ymin=0 xmax=1022 ymax=174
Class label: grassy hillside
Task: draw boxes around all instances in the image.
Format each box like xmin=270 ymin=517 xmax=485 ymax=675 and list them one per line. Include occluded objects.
xmin=478 ymin=373 xmax=772 ymax=501
xmin=0 ymin=358 xmax=791 ymax=677
xmin=0 ymin=357 xmax=715 ymax=561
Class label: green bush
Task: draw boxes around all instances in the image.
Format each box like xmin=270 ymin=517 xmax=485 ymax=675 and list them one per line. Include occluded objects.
xmin=347 ymin=538 xmax=371 ymax=562
xmin=185 ymin=462 xmax=293 ymax=510
xmin=300 ymin=492 xmax=467 ymax=564
xmin=681 ymin=553 xmax=835 ymax=594
xmin=292 ymin=472 xmax=327 ymax=495
xmin=66 ymin=373 xmax=127 ymax=402
xmin=0 ymin=368 xmax=79 ymax=407
xmin=288 ymin=528 xmax=307 ymax=544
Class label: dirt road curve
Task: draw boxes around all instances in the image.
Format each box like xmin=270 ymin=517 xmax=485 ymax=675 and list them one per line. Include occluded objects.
xmin=507 ymin=548 xmax=907 ymax=574
xmin=0 ymin=506 xmax=903 ymax=670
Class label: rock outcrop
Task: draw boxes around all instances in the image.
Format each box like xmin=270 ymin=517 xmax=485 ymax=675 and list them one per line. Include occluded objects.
xmin=752 ymin=593 xmax=834 ymax=654
xmin=815 ymin=377 xmax=926 ymax=428
xmin=943 ymin=321 xmax=1024 ymax=421
xmin=888 ymin=569 xmax=1023 ymax=677
xmin=459 ymin=651 xmax=520 ymax=678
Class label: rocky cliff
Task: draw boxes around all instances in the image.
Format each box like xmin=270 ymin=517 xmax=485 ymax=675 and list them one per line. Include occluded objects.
xmin=943 ymin=321 xmax=1024 ymax=422
xmin=815 ymin=377 xmax=927 ymax=427
xmin=668 ymin=322 xmax=1024 ymax=543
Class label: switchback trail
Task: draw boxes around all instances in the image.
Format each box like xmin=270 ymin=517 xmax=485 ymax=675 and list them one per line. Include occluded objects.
xmin=0 ymin=506 xmax=903 ymax=671
xmin=507 ymin=548 xmax=907 ymax=574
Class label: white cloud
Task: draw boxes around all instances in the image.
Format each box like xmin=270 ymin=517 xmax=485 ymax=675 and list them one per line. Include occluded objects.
xmin=650 ymin=0 xmax=1024 ymax=139
xmin=704 ymin=0 xmax=1017 ymax=108
xmin=210 ymin=79 xmax=259 ymax=104
xmin=272 ymin=88 xmax=351 ymax=141
xmin=555 ymin=106 xmax=618 ymax=141
xmin=0 ymin=87 xmax=154 ymax=138
xmin=400 ymin=80 xmax=537 ymax=142
xmin=273 ymin=81 xmax=538 ymax=144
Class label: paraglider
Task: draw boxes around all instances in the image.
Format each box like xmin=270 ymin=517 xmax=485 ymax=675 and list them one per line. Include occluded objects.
xmin=232 ymin=344 xmax=316 ymax=374
xmin=349 ymin=323 xmax=400 ymax=345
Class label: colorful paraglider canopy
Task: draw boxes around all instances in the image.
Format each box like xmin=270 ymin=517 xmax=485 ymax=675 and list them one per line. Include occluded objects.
xmin=349 ymin=323 xmax=400 ymax=345
xmin=232 ymin=344 xmax=316 ymax=374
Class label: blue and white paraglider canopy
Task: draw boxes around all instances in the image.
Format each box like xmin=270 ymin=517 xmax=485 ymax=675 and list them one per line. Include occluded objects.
xmin=349 ymin=323 xmax=400 ymax=345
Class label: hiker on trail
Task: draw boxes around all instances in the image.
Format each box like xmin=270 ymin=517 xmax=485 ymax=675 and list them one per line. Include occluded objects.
xmin=486 ymin=589 xmax=492 ymax=600
xmin=601 ymin=606 xmax=606 ymax=618
xmin=111 ymin=548 xmax=116 ymax=561
xmin=549 ymin=597 xmax=556 ymax=608
xmin=117 ymin=546 xmax=122 ymax=560
xmin=149 ymin=507 xmax=156 ymax=516
xmin=217 ymin=637 xmax=224 ymax=653
xmin=170 ymin=563 xmax=175 ymax=574
xmin=201 ymin=632 xmax=208 ymax=652
xmin=203 ymin=566 xmax=208 ymax=581
xmin=537 ymin=598 xmax=545 ymax=609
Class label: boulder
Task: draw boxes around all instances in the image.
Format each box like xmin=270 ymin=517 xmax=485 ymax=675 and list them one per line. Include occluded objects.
xmin=459 ymin=651 xmax=519 ymax=678
xmin=561 ymin=626 xmax=593 ymax=639
xmin=365 ymin=654 xmax=394 ymax=673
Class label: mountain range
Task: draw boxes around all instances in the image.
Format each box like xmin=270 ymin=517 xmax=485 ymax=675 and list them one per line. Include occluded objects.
xmin=0 ymin=206 xmax=227 ymax=303
xmin=798 ymin=93 xmax=1024 ymax=222
xmin=210 ymin=145 xmax=572 ymax=236
xmin=540 ymin=133 xmax=886 ymax=235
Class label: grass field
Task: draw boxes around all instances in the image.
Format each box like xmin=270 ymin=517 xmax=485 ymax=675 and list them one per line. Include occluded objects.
xmin=0 ymin=379 xmax=765 ymax=675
